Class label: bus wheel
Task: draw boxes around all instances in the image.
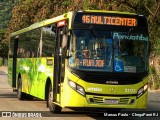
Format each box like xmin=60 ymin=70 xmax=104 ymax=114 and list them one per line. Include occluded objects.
xmin=26 ymin=94 xmax=33 ymax=100
xmin=48 ymin=84 xmax=62 ymax=113
xmin=17 ymin=78 xmax=26 ymax=100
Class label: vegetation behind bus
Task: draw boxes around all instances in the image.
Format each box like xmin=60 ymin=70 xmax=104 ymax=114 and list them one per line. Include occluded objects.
xmin=0 ymin=0 xmax=160 ymax=89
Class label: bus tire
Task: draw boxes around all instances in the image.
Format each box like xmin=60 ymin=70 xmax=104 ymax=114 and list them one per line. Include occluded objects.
xmin=26 ymin=94 xmax=33 ymax=100
xmin=48 ymin=84 xmax=62 ymax=113
xmin=17 ymin=78 xmax=26 ymax=100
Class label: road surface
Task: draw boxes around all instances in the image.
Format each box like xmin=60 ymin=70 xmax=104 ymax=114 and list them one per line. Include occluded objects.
xmin=0 ymin=66 xmax=160 ymax=120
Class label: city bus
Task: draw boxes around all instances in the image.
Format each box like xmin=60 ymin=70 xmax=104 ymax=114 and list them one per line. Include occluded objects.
xmin=8 ymin=10 xmax=149 ymax=113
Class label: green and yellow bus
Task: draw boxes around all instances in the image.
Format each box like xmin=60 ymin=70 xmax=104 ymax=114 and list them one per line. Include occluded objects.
xmin=8 ymin=10 xmax=149 ymax=113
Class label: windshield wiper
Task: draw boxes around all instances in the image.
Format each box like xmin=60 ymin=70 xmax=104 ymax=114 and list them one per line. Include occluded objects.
xmin=89 ymin=25 xmax=103 ymax=47
xmin=128 ymin=28 xmax=133 ymax=36
xmin=89 ymin=25 xmax=98 ymax=38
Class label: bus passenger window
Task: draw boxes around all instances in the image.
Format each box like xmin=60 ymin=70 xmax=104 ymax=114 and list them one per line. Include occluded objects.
xmin=42 ymin=25 xmax=56 ymax=57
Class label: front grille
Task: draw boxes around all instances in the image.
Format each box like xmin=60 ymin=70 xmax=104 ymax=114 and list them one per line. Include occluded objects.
xmin=69 ymin=68 xmax=148 ymax=85
xmin=88 ymin=96 xmax=131 ymax=105
xmin=93 ymin=96 xmax=104 ymax=103
xmin=119 ymin=98 xmax=130 ymax=104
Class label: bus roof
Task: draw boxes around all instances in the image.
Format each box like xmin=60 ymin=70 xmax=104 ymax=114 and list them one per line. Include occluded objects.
xmin=84 ymin=10 xmax=137 ymax=15
xmin=10 ymin=10 xmax=140 ymax=37
xmin=10 ymin=13 xmax=70 ymax=37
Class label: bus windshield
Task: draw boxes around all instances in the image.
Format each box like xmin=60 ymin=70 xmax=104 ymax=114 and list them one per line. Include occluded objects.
xmin=68 ymin=29 xmax=148 ymax=73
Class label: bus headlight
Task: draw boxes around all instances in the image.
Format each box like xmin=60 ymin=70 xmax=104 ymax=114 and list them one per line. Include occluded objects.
xmin=68 ymin=80 xmax=85 ymax=96
xmin=68 ymin=80 xmax=76 ymax=88
xmin=137 ymin=84 xmax=148 ymax=98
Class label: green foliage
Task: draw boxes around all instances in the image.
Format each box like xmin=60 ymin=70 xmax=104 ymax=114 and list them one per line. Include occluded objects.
xmin=153 ymin=77 xmax=160 ymax=90
xmin=149 ymin=65 xmax=160 ymax=90
xmin=0 ymin=58 xmax=3 ymax=66
xmin=0 ymin=0 xmax=15 ymax=29
xmin=0 ymin=0 xmax=18 ymax=58
xmin=149 ymin=66 xmax=156 ymax=74
xmin=61 ymin=0 xmax=71 ymax=7
xmin=0 ymin=0 xmax=160 ymax=88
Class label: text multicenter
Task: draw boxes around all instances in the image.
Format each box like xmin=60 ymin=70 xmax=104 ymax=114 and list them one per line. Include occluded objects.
xmin=82 ymin=15 xmax=137 ymax=26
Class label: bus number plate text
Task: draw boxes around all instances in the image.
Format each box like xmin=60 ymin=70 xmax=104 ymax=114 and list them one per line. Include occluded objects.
xmin=105 ymin=99 xmax=118 ymax=104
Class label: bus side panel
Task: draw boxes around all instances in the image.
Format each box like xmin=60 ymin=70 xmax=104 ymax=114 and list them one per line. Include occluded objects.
xmin=17 ymin=58 xmax=35 ymax=95
xmin=33 ymin=57 xmax=54 ymax=99
xmin=16 ymin=57 xmax=53 ymax=99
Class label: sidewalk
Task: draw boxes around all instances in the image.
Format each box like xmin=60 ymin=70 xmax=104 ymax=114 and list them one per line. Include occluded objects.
xmin=0 ymin=66 xmax=11 ymax=92
xmin=0 ymin=66 xmax=8 ymax=74
xmin=148 ymin=89 xmax=160 ymax=102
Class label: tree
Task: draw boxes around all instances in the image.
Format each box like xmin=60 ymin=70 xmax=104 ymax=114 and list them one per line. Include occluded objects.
xmin=2 ymin=0 xmax=160 ymax=88
xmin=0 ymin=0 xmax=18 ymax=59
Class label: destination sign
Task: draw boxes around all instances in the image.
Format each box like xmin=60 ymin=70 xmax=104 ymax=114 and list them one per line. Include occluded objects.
xmin=75 ymin=59 xmax=104 ymax=67
xmin=82 ymin=15 xmax=137 ymax=26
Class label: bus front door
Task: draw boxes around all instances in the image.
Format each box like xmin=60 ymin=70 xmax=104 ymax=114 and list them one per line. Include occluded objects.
xmin=53 ymin=26 xmax=67 ymax=103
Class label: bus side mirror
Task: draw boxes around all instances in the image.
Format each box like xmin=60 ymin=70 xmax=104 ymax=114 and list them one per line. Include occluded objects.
xmin=62 ymin=34 xmax=70 ymax=59
xmin=62 ymin=35 xmax=68 ymax=49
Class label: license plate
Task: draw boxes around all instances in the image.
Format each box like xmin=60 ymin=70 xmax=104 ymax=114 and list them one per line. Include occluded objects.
xmin=105 ymin=99 xmax=118 ymax=104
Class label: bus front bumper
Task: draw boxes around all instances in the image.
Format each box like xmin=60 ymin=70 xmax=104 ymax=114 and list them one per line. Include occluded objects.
xmin=61 ymin=85 xmax=148 ymax=109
